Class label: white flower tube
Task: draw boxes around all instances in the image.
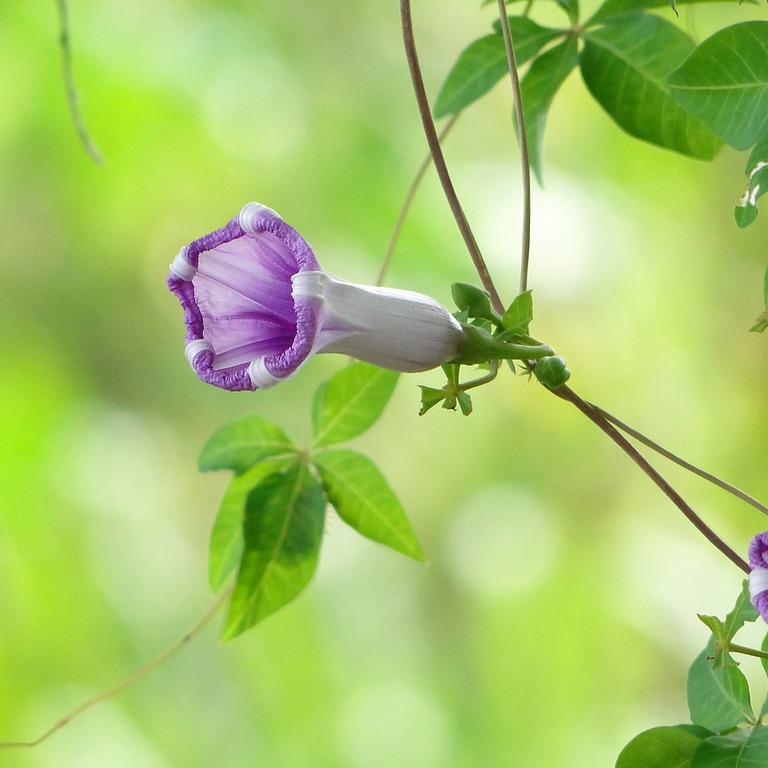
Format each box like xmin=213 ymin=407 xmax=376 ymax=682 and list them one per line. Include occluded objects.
xmin=293 ymin=271 xmax=466 ymax=373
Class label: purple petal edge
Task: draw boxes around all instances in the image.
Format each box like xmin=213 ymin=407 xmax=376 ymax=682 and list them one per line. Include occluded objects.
xmin=168 ymin=208 xmax=324 ymax=391
xmin=754 ymin=589 xmax=768 ymax=623
xmin=748 ymin=531 xmax=768 ymax=569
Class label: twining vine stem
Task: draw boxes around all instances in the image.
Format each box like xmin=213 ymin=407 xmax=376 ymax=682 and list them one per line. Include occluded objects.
xmin=594 ymin=404 xmax=768 ymax=518
xmin=0 ymin=587 xmax=233 ymax=749
xmin=400 ymin=0 xmax=749 ymax=575
xmin=399 ymin=0 xmax=504 ymax=314
xmin=377 ymin=113 xmax=460 ymax=287
xmin=554 ymin=386 xmax=749 ymax=573
xmin=495 ymin=0 xmax=532 ymax=294
xmin=57 ymin=0 xmax=102 ymax=164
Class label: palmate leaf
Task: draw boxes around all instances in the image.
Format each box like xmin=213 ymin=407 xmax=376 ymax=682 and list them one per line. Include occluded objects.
xmin=433 ymin=18 xmax=564 ymax=118
xmin=313 ymin=449 xmax=425 ymax=561
xmin=615 ymin=725 xmax=713 ymax=768
xmin=690 ymin=726 xmax=768 ymax=767
xmin=223 ymin=460 xmax=326 ymax=640
xmin=669 ymin=22 xmax=768 ymax=151
xmin=581 ymin=13 xmax=722 ymax=159
xmin=520 ymin=36 xmax=579 ymax=183
xmin=687 ymin=638 xmax=754 ymax=732
xmin=311 ymin=362 xmax=399 ymax=448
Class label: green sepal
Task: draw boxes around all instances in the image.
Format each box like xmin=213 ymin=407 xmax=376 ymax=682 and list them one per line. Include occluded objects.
xmin=533 ymin=355 xmax=571 ymax=389
xmin=419 ymin=386 xmax=447 ymax=415
xmin=451 ymin=282 xmax=502 ymax=325
xmin=501 ymin=290 xmax=533 ymax=334
xmin=456 ymin=390 xmax=473 ymax=416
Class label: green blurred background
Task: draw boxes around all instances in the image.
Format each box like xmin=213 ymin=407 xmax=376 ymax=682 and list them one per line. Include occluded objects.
xmin=1 ymin=1 xmax=767 ymax=766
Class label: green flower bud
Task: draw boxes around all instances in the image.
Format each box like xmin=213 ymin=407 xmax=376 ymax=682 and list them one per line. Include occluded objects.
xmin=534 ymin=355 xmax=571 ymax=389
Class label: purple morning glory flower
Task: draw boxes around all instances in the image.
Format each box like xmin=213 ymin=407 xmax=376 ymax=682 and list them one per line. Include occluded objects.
xmin=167 ymin=203 xmax=466 ymax=391
xmin=748 ymin=531 xmax=768 ymax=621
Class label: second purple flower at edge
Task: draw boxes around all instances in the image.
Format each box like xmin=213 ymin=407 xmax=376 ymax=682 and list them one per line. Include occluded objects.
xmin=749 ymin=531 xmax=768 ymax=622
xmin=167 ymin=203 xmax=468 ymax=391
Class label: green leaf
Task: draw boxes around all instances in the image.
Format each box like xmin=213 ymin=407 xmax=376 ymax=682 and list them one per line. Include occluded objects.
xmin=723 ymin=580 xmax=760 ymax=639
xmin=502 ymin=289 xmax=534 ymax=332
xmin=521 ymin=36 xmax=579 ymax=183
xmin=313 ymin=449 xmax=425 ymax=561
xmin=759 ymin=632 xmax=768 ymax=719
xmin=616 ymin=725 xmax=713 ymax=768
xmin=688 ymin=638 xmax=754 ymax=732
xmin=735 ymin=139 xmax=768 ymax=228
xmin=553 ymin=0 xmax=579 ymax=23
xmin=690 ymin=726 xmax=768 ymax=767
xmin=434 ymin=20 xmax=564 ymax=118
xmin=198 ymin=414 xmax=296 ymax=474
xmin=311 ymin=380 xmax=329 ymax=437
xmin=698 ymin=614 xmax=726 ymax=637
xmin=697 ymin=582 xmax=759 ymax=669
xmin=311 ymin=362 xmax=399 ymax=448
xmin=588 ymin=0 xmax=746 ymax=26
xmin=581 ymin=14 xmax=722 ymax=159
xmin=223 ymin=460 xmax=326 ymax=639
xmin=669 ymin=22 xmax=768 ymax=151
xmin=208 ymin=457 xmax=295 ymax=592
